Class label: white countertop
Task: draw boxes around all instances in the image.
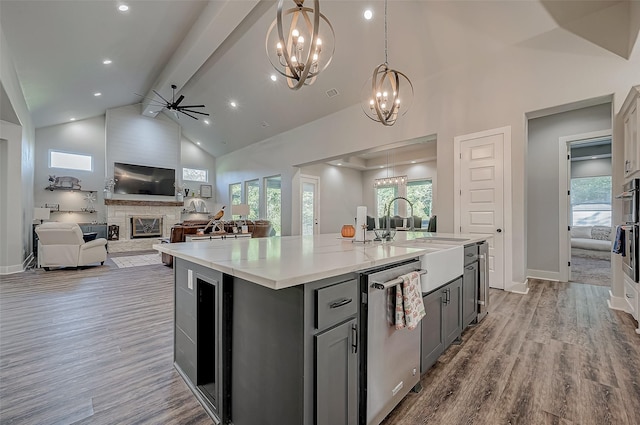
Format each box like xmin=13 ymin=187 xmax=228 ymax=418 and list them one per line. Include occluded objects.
xmin=153 ymin=231 xmax=489 ymax=290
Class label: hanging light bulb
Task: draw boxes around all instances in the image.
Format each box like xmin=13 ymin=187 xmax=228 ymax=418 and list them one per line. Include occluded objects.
xmin=361 ymin=0 xmax=413 ymax=126
xmin=266 ymin=0 xmax=335 ymax=90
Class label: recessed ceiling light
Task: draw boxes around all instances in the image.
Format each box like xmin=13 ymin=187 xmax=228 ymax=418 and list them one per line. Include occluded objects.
xmin=411 ymin=160 xmax=416 ymax=164
xmin=94 ymin=92 xmax=101 ymax=97
xmin=204 ymin=119 xmax=210 ymax=125
xmin=230 ymin=101 xmax=237 ymax=108
xmin=196 ymin=142 xmax=201 ymax=145
xmin=70 ymin=118 xmax=76 ymax=121
xmin=103 ymin=59 xmax=112 ymax=65
xmin=591 ymin=156 xmax=598 ymax=159
xmin=270 ymin=74 xmax=277 ymax=82
xmin=337 ymin=163 xmax=342 ymax=166
xmin=118 ymin=4 xmax=129 ymax=12
xmin=364 ymin=9 xmax=373 ymax=20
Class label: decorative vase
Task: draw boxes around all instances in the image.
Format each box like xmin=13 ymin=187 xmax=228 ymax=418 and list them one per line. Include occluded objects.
xmin=176 ymin=193 xmax=184 ymax=202
xmin=341 ymin=224 xmax=356 ymax=238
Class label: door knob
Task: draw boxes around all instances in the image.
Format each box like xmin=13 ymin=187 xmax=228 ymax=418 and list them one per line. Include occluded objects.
xmin=496 ymin=228 xmax=502 ymax=233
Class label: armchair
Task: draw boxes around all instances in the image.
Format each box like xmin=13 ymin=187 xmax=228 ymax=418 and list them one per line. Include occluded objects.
xmin=35 ymin=222 xmax=107 ymax=270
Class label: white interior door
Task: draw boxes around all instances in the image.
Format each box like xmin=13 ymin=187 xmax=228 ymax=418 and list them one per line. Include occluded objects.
xmin=300 ymin=176 xmax=320 ymax=235
xmin=455 ymin=128 xmax=509 ymax=290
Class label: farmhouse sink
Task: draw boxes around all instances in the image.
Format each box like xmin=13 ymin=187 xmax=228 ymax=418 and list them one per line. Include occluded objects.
xmin=392 ymin=240 xmax=464 ymax=293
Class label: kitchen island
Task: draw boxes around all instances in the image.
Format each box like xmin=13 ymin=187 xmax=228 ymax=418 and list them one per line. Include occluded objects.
xmin=154 ymin=232 xmax=488 ymax=425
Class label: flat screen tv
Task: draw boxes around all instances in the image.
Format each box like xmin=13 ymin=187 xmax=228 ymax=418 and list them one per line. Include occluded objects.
xmin=113 ymin=162 xmax=175 ymax=196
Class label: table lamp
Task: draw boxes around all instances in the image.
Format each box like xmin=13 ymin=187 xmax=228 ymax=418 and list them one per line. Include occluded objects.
xmin=232 ymin=204 xmax=250 ymax=232
xmin=33 ymin=207 xmax=50 ymax=224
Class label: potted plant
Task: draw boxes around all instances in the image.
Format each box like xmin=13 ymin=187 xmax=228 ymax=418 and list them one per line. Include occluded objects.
xmin=104 ymin=178 xmax=115 ymax=199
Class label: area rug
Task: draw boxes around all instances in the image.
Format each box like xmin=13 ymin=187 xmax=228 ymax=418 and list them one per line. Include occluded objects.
xmin=110 ymin=253 xmax=163 ymax=269
xmin=570 ymin=255 xmax=611 ymax=287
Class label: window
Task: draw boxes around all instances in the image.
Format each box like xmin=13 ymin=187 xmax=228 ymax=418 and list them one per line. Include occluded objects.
xmin=376 ymin=185 xmax=398 ymax=218
xmin=229 ymin=183 xmax=241 ymax=207
xmin=183 ymin=167 xmax=207 ymax=182
xmin=245 ymin=179 xmax=260 ymax=220
xmin=49 ymin=150 xmax=92 ymax=172
xmin=571 ymin=176 xmax=611 ymax=226
xmin=265 ymin=176 xmax=282 ymax=236
xmin=406 ymin=179 xmax=433 ymax=219
xmin=375 ymin=179 xmax=433 ymax=227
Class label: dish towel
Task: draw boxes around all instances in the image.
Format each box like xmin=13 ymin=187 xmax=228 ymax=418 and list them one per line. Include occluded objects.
xmin=395 ymin=271 xmax=426 ymax=330
xmin=612 ymin=225 xmax=626 ymax=256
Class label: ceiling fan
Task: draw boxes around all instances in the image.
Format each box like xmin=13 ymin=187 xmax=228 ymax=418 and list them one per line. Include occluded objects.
xmin=142 ymin=84 xmax=209 ymax=120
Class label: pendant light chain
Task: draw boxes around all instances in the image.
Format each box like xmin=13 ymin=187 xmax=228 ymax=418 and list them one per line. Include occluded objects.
xmin=384 ymin=0 xmax=388 ymax=65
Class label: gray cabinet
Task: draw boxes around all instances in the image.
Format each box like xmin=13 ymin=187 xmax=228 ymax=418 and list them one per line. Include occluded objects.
xmin=421 ymin=289 xmax=444 ymax=373
xmin=420 ymin=277 xmax=462 ymax=373
xmin=443 ymin=278 xmax=462 ymax=348
xmin=462 ymin=262 xmax=478 ymax=329
xmin=316 ymin=317 xmax=358 ymax=425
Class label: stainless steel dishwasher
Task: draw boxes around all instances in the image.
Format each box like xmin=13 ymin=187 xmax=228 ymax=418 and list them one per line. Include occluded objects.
xmin=358 ymin=259 xmax=424 ymax=425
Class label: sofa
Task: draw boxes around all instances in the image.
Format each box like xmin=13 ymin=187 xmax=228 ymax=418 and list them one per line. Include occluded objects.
xmin=35 ymin=222 xmax=108 ymax=270
xmin=162 ymin=219 xmax=273 ymax=267
xmin=570 ymin=225 xmax=612 ymax=252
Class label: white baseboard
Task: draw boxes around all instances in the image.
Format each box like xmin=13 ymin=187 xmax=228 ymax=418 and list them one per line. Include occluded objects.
xmin=527 ymin=269 xmax=561 ymax=282
xmin=608 ymin=290 xmax=629 ymax=312
xmin=506 ymin=278 xmax=529 ymax=294
xmin=0 ymin=264 xmax=25 ymax=275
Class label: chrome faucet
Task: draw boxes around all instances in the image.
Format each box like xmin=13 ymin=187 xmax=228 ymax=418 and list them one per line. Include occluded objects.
xmin=385 ymin=196 xmax=414 ymax=231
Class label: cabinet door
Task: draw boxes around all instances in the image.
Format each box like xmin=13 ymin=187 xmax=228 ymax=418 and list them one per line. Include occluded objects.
xmin=316 ymin=318 xmax=358 ymax=425
xmin=625 ymin=98 xmax=639 ymax=176
xmin=443 ymin=278 xmax=462 ymax=348
xmin=421 ymin=290 xmax=444 ymax=373
xmin=462 ymin=262 xmax=478 ymax=330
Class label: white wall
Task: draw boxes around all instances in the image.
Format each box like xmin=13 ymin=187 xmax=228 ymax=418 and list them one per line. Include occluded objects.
xmin=35 ymin=116 xmax=107 ymax=223
xmin=0 ymin=22 xmax=35 ymax=273
xmin=527 ymin=104 xmax=611 ymax=274
xmin=298 ymin=163 xmax=364 ymax=234
xmin=571 ymin=158 xmax=612 ymax=178
xmin=180 ymin=136 xmax=218 ymax=214
xmin=216 ymin=27 xmax=640 ymax=294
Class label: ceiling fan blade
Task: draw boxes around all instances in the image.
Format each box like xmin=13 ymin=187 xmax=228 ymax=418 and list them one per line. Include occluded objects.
xmin=180 ymin=109 xmax=209 ymax=116
xmin=179 ymin=110 xmax=199 ymax=120
xmin=152 ymin=89 xmax=171 ymax=104
xmin=178 ymin=104 xmax=206 ymax=109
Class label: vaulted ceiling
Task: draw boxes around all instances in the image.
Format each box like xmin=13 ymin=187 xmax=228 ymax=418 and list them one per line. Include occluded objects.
xmin=1 ymin=0 xmax=637 ymax=158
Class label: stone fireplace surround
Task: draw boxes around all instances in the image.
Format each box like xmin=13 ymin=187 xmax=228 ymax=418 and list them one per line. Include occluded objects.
xmin=106 ymin=200 xmax=182 ymax=252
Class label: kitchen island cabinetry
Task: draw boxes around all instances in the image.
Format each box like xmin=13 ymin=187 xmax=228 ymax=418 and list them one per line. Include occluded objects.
xmin=174 ymin=256 xmax=360 ymax=425
xmin=420 ymin=277 xmax=462 ymax=373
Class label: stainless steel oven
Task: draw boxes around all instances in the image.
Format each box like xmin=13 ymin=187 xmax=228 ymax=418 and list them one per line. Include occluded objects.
xmin=622 ymin=224 xmax=639 ymax=282
xmin=618 ymin=179 xmax=640 ymax=224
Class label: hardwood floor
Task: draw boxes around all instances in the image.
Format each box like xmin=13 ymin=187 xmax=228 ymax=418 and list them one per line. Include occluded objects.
xmin=1 ymin=266 xmax=639 ymax=424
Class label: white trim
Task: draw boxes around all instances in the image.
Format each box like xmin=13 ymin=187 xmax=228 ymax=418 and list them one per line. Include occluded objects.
xmin=527 ymin=270 xmax=561 ymax=282
xmin=454 ymin=126 xmax=512 ymax=292
xmin=506 ymin=279 xmax=530 ymax=294
xmin=608 ymin=290 xmax=629 ymax=312
xmin=0 ymin=264 xmax=25 ymax=275
xmin=558 ymin=129 xmax=612 ymax=283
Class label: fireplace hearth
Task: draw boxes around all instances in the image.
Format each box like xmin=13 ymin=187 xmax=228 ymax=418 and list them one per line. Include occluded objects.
xmin=131 ymin=216 xmax=163 ymax=238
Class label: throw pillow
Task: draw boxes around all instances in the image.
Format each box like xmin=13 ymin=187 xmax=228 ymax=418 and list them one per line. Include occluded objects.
xmin=591 ymin=226 xmax=612 ymax=241
xmin=571 ymin=226 xmax=592 ymax=239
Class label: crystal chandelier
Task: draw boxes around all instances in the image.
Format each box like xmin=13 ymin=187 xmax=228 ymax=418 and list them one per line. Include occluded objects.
xmin=374 ymin=175 xmax=407 ymax=187
xmin=362 ymin=0 xmax=413 ymax=126
xmin=266 ymin=0 xmax=335 ymax=90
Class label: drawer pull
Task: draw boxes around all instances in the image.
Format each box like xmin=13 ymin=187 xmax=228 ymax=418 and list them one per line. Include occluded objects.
xmin=466 ymin=265 xmax=475 ymax=270
xmin=626 ymin=293 xmax=635 ymax=299
xmin=329 ymin=298 xmax=353 ymax=309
